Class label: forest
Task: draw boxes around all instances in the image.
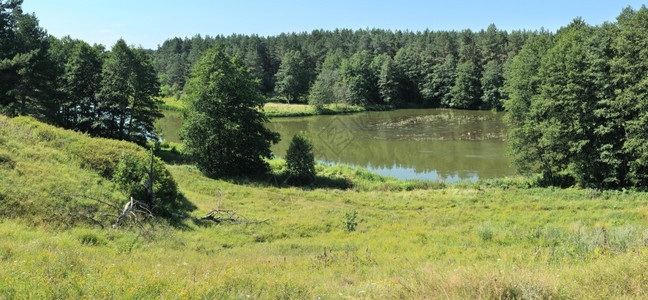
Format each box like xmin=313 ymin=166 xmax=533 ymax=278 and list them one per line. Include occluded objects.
xmin=153 ymin=25 xmax=529 ymax=110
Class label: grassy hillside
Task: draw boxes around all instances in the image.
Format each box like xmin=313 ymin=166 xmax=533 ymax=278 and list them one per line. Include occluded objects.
xmin=2 ymin=114 xmax=648 ymax=298
xmin=0 ymin=115 xmax=143 ymax=227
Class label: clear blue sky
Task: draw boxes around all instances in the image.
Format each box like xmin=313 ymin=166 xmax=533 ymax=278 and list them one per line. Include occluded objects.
xmin=21 ymin=0 xmax=646 ymax=49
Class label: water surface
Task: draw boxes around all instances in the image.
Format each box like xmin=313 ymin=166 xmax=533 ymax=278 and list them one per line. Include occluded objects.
xmin=156 ymin=108 xmax=515 ymax=182
xmin=265 ymin=109 xmax=514 ymax=182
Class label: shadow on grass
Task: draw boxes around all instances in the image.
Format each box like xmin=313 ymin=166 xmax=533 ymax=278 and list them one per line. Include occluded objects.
xmin=228 ymin=171 xmax=353 ymax=190
xmin=153 ymin=145 xmax=188 ymax=165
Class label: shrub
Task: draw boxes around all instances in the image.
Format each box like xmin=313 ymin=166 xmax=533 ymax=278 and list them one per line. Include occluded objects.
xmin=112 ymin=151 xmax=179 ymax=215
xmin=285 ymin=132 xmax=315 ymax=184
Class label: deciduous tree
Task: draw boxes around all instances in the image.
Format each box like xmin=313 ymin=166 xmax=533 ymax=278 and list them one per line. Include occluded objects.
xmin=181 ymin=46 xmax=280 ymax=177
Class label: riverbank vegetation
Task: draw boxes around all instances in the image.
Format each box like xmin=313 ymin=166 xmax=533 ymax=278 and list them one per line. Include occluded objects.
xmin=263 ymin=102 xmax=365 ymax=117
xmin=3 ymin=114 xmax=648 ymax=298
xmin=505 ymin=8 xmax=648 ymax=189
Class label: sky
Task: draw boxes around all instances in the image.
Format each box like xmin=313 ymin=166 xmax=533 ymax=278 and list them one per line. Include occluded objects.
xmin=21 ymin=0 xmax=647 ymax=49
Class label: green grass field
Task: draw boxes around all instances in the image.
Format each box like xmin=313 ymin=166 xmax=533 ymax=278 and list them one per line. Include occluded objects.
xmin=159 ymin=97 xmax=366 ymax=117
xmin=2 ymin=114 xmax=648 ymax=299
xmin=263 ymin=102 xmax=365 ymax=117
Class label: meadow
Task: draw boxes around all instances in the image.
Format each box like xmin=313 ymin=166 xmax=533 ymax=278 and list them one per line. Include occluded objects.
xmin=160 ymin=96 xmax=366 ymax=118
xmin=2 ymin=114 xmax=648 ymax=299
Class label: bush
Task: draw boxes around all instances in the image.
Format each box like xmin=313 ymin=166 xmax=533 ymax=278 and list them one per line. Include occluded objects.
xmin=112 ymin=151 xmax=180 ymax=215
xmin=285 ymin=132 xmax=315 ymax=184
xmin=343 ymin=210 xmax=358 ymax=232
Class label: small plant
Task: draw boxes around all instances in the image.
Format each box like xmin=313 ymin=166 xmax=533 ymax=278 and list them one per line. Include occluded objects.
xmin=78 ymin=231 xmax=104 ymax=246
xmin=477 ymin=221 xmax=494 ymax=241
xmin=343 ymin=209 xmax=358 ymax=232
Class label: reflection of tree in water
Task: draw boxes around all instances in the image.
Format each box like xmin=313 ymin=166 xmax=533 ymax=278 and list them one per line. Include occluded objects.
xmin=266 ymin=109 xmax=514 ymax=181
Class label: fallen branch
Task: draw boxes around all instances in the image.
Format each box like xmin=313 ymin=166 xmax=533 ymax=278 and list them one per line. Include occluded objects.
xmin=199 ymin=209 xmax=269 ymax=224
xmin=111 ymin=197 xmax=153 ymax=229
xmin=172 ymin=209 xmax=269 ymax=225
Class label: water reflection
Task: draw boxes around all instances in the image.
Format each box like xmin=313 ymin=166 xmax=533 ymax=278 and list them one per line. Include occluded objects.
xmin=266 ymin=109 xmax=514 ymax=182
xmin=155 ymin=108 xmax=515 ymax=182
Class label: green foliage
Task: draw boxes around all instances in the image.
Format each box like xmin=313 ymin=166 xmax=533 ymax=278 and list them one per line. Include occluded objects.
xmin=609 ymin=6 xmax=648 ymax=187
xmin=285 ymin=132 xmax=315 ymax=183
xmin=0 ymin=2 xmax=54 ymax=118
xmin=57 ymin=40 xmax=103 ymax=132
xmin=308 ymin=52 xmax=345 ymax=110
xmin=181 ymin=46 xmax=280 ymax=177
xmin=98 ymin=39 xmax=162 ymax=144
xmin=112 ymin=153 xmax=147 ymax=200
xmin=449 ymin=60 xmax=482 ymax=109
xmin=421 ymin=54 xmax=457 ymax=107
xmin=340 ymin=50 xmax=378 ymax=105
xmin=480 ymin=60 xmax=504 ymax=110
xmin=375 ymin=54 xmax=402 ymax=105
xmin=274 ymin=50 xmax=311 ymax=102
xmin=504 ymin=9 xmax=648 ymax=189
xmin=503 ymin=32 xmax=554 ymax=175
xmin=342 ymin=209 xmax=358 ymax=232
xmin=112 ymin=151 xmax=181 ymax=213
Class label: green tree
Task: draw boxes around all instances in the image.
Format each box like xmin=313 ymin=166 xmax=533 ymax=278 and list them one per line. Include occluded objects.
xmin=480 ymin=60 xmax=504 ymax=110
xmin=530 ymin=19 xmax=601 ymax=186
xmin=285 ymin=132 xmax=315 ymax=183
xmin=420 ymin=54 xmax=456 ymax=107
xmin=373 ymin=54 xmax=401 ymax=105
xmin=274 ymin=50 xmax=311 ymax=102
xmin=340 ymin=50 xmax=377 ymax=105
xmin=99 ymin=39 xmax=161 ymax=144
xmin=449 ymin=60 xmax=481 ymax=109
xmin=308 ymin=51 xmax=344 ymax=110
xmin=503 ymin=21 xmax=618 ymax=187
xmin=393 ymin=46 xmax=423 ymax=103
xmin=181 ymin=46 xmax=280 ymax=177
xmin=503 ymin=32 xmax=554 ymax=176
xmin=610 ymin=6 xmax=648 ymax=187
xmin=51 ymin=39 xmax=103 ymax=132
xmin=0 ymin=4 xmax=54 ymax=118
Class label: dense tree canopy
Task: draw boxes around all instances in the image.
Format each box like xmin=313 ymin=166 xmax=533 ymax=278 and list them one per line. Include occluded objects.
xmin=274 ymin=50 xmax=312 ymax=102
xmin=154 ymin=27 xmax=534 ymax=110
xmin=0 ymin=1 xmax=162 ymax=144
xmin=504 ymin=7 xmax=648 ymax=189
xmin=0 ymin=0 xmax=54 ymax=118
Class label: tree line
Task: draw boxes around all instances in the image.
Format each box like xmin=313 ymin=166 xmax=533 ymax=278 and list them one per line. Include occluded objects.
xmin=154 ymin=26 xmax=532 ymax=110
xmin=505 ymin=6 xmax=648 ymax=189
xmin=0 ymin=0 xmax=160 ymax=145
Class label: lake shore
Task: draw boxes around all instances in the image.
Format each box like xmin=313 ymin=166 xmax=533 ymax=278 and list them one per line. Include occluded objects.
xmin=159 ymin=97 xmax=368 ymax=118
